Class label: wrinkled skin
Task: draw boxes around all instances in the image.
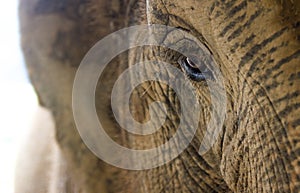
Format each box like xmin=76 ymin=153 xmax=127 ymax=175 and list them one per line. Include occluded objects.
xmin=17 ymin=0 xmax=300 ymax=192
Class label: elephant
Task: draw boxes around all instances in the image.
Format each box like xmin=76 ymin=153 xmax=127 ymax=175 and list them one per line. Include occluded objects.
xmin=16 ymin=0 xmax=300 ymax=192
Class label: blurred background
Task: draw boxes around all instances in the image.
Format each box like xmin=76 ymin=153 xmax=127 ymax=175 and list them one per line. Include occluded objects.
xmin=0 ymin=0 xmax=39 ymax=192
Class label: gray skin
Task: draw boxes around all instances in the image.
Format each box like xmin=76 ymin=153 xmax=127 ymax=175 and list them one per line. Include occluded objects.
xmin=17 ymin=0 xmax=300 ymax=192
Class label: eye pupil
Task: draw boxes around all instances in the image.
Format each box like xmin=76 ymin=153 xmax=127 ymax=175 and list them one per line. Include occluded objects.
xmin=186 ymin=57 xmax=198 ymax=69
xmin=179 ymin=56 xmax=213 ymax=82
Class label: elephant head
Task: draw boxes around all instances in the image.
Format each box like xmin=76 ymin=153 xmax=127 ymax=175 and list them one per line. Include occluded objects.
xmin=18 ymin=0 xmax=300 ymax=192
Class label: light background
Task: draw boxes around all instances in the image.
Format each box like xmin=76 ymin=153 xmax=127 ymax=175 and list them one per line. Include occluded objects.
xmin=0 ymin=0 xmax=39 ymax=192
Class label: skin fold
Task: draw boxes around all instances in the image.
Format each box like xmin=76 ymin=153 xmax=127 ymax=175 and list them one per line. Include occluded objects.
xmin=17 ymin=0 xmax=300 ymax=192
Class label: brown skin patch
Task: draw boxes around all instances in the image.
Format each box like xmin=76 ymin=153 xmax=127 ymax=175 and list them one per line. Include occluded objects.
xmin=19 ymin=0 xmax=300 ymax=192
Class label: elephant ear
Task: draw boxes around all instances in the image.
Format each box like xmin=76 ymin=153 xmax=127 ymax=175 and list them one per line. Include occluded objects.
xmin=19 ymin=0 xmax=133 ymax=192
xmin=19 ymin=0 xmax=130 ymax=145
xmin=19 ymin=0 xmax=129 ymax=106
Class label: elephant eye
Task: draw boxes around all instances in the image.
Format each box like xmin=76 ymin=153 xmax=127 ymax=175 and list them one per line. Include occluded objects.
xmin=178 ymin=55 xmax=213 ymax=82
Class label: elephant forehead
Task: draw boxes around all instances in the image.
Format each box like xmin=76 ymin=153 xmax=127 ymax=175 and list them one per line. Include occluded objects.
xmin=146 ymin=0 xmax=296 ymax=68
xmin=146 ymin=1 xmax=300 ymax=91
xmin=146 ymin=0 xmax=209 ymax=32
